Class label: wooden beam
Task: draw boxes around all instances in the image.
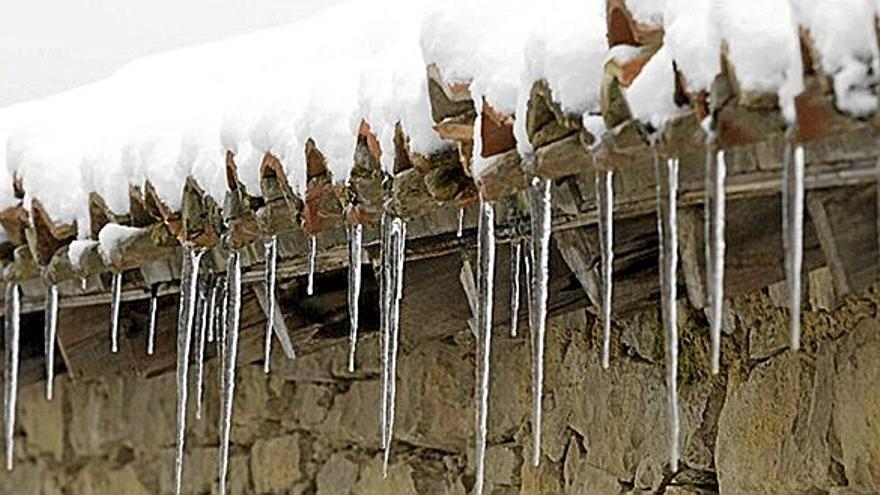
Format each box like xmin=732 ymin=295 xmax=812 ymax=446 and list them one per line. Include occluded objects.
xmin=806 ymin=185 xmax=879 ymax=296
xmin=678 ymin=195 xmax=826 ymax=309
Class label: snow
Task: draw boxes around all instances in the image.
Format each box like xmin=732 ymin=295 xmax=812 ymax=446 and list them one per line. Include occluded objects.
xmin=664 ymin=0 xmax=721 ymax=93
xmin=625 ymin=46 xmax=686 ymax=132
xmin=67 ymin=240 xmax=99 ymax=270
xmin=715 ymin=0 xmax=803 ymax=121
xmin=515 ymin=1 xmax=607 ymax=156
xmin=0 ymin=0 xmax=877 ymax=217
xmin=97 ymin=224 xmax=145 ymax=265
xmin=790 ymin=0 xmax=880 ymax=116
xmin=626 ymin=0 xmax=666 ymax=25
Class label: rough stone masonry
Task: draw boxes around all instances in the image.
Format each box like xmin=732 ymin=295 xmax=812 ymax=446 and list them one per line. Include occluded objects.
xmin=0 ymin=271 xmax=878 ymax=494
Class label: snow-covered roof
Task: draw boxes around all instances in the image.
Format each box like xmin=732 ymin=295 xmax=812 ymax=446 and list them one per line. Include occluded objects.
xmin=0 ymin=0 xmax=877 ymax=239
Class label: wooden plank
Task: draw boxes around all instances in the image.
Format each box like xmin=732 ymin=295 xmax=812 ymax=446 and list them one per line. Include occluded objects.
xmin=553 ymin=214 xmax=660 ymax=317
xmin=679 ymin=195 xmax=826 ymax=309
xmin=806 ymin=185 xmax=879 ymax=296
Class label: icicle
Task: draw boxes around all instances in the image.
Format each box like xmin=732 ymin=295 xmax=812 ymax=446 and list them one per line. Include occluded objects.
xmin=263 ymin=236 xmax=278 ymax=374
xmin=596 ymin=169 xmax=615 ymax=369
xmin=80 ymin=277 xmax=87 ymax=292
xmin=218 ymin=251 xmax=242 ymax=495
xmin=379 ymin=214 xmax=390 ymax=453
xmin=474 ymin=200 xmax=496 ymax=495
xmin=173 ymin=247 xmax=204 ymax=495
xmin=381 ymin=214 xmax=407 ymax=477
xmin=109 ymin=272 xmax=123 ymax=353
xmin=44 ymin=284 xmax=58 ymax=401
xmin=527 ymin=176 xmax=552 ymax=467
xmin=4 ymin=283 xmax=20 ymax=471
xmin=783 ymin=143 xmax=805 ymax=351
xmin=147 ymin=284 xmax=158 ymax=356
xmin=706 ymin=149 xmax=726 ymax=374
xmin=206 ymin=278 xmax=219 ymax=344
xmin=457 ymin=207 xmax=465 ymax=238
xmin=347 ymin=224 xmax=363 ymax=373
xmin=194 ymin=283 xmax=209 ymax=421
xmin=509 ymin=239 xmax=522 ymax=338
xmin=656 ymin=155 xmax=681 ymax=473
xmin=307 ymin=235 xmax=317 ymax=296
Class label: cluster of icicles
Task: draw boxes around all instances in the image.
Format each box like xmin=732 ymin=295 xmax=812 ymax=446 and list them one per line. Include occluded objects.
xmin=0 ymin=141 xmax=811 ymax=494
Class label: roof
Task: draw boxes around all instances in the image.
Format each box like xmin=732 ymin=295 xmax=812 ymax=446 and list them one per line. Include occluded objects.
xmin=0 ymin=0 xmax=876 ymax=317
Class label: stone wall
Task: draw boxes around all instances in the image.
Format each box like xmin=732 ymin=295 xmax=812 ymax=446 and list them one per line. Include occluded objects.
xmin=1 ymin=280 xmax=879 ymax=494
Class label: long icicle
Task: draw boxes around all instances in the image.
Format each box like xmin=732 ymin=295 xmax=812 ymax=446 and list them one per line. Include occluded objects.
xmin=656 ymin=154 xmax=681 ymax=473
xmin=509 ymin=239 xmax=522 ymax=338
xmin=307 ymin=235 xmax=317 ymax=296
xmin=147 ymin=284 xmax=159 ymax=355
xmin=383 ymin=216 xmax=407 ymax=477
xmin=596 ymin=169 xmax=615 ymax=369
xmin=44 ymin=284 xmax=58 ymax=401
xmin=263 ymin=236 xmax=278 ymax=374
xmin=527 ymin=176 xmax=552 ymax=467
xmin=782 ymin=142 xmax=805 ymax=351
xmin=206 ymin=277 xmax=218 ymax=344
xmin=194 ymin=281 xmax=209 ymax=420
xmin=347 ymin=224 xmax=363 ymax=372
xmin=109 ymin=272 xmax=123 ymax=353
xmin=218 ymin=251 xmax=242 ymax=495
xmin=706 ymin=148 xmax=727 ymax=374
xmin=4 ymin=283 xmax=20 ymax=471
xmin=379 ymin=213 xmax=391 ymax=453
xmin=173 ymin=247 xmax=204 ymax=495
xmin=474 ymin=199 xmax=496 ymax=495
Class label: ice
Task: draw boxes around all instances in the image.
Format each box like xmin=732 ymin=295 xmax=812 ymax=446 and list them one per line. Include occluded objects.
xmin=147 ymin=284 xmax=158 ymax=356
xmin=44 ymin=284 xmax=58 ymax=401
xmin=174 ymin=248 xmax=204 ymax=495
xmin=4 ymin=283 xmax=20 ymax=471
xmin=783 ymin=143 xmax=805 ymax=351
xmin=194 ymin=282 xmax=209 ymax=420
xmin=379 ymin=213 xmax=407 ymax=477
xmin=596 ymin=169 xmax=614 ymax=369
xmin=527 ymin=176 xmax=551 ymax=467
xmin=656 ymin=155 xmax=681 ymax=473
xmin=706 ymin=149 xmax=726 ymax=374
xmin=509 ymin=239 xmax=522 ymax=338
xmin=347 ymin=224 xmax=363 ymax=373
xmin=474 ymin=200 xmax=496 ymax=495
xmin=307 ymin=235 xmax=317 ymax=296
xmin=457 ymin=207 xmax=465 ymax=238
xmin=207 ymin=278 xmax=219 ymax=344
xmin=263 ymin=236 xmax=277 ymax=374
xmin=109 ymin=272 xmax=123 ymax=354
xmin=218 ymin=251 xmax=242 ymax=495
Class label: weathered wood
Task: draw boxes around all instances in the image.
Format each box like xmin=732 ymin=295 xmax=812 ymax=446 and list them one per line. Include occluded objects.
xmin=806 ymin=185 xmax=879 ymax=296
xmin=224 ymin=151 xmax=263 ymax=250
xmin=88 ymin=192 xmax=128 ymax=240
xmin=678 ymin=196 xmax=826 ymax=310
xmin=0 ymin=205 xmax=28 ymax=247
xmin=28 ymin=200 xmax=76 ymax=267
xmin=180 ymin=177 xmax=221 ymax=248
xmin=606 ymin=0 xmax=664 ymax=47
xmin=525 ymin=80 xmax=583 ymax=149
xmin=144 ymin=180 xmax=182 ymax=238
xmin=554 ymin=214 xmax=660 ymax=317
xmin=426 ymin=63 xmax=475 ymax=124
